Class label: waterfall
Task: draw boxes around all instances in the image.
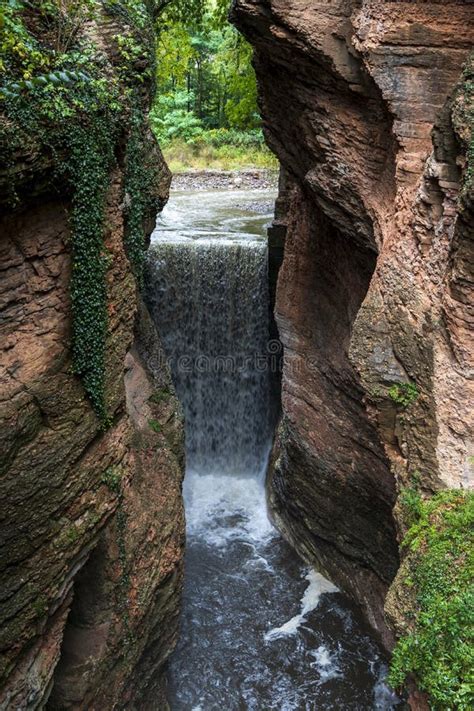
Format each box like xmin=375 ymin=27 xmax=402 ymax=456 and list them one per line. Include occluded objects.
xmin=143 ymin=189 xmax=399 ymax=711
xmin=146 ymin=237 xmax=271 ymax=477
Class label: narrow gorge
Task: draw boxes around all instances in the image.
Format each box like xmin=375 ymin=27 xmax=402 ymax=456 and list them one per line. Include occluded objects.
xmin=0 ymin=1 xmax=472 ymax=710
xmin=144 ymin=189 xmax=396 ymax=708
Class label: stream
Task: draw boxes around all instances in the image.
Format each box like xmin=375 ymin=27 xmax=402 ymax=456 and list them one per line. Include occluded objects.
xmin=145 ymin=188 xmax=400 ymax=710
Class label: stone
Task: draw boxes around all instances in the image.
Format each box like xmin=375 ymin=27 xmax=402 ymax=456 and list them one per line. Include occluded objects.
xmin=232 ymin=0 xmax=473 ymax=650
xmin=0 ymin=10 xmax=183 ymax=711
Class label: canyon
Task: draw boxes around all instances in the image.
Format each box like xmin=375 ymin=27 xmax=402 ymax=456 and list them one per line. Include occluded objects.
xmin=0 ymin=0 xmax=473 ymax=709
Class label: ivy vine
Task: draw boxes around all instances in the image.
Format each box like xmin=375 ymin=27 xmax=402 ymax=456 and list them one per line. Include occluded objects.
xmin=123 ymin=109 xmax=149 ymax=282
xmin=66 ymin=122 xmax=116 ymax=424
xmin=1 ymin=0 xmax=159 ymax=425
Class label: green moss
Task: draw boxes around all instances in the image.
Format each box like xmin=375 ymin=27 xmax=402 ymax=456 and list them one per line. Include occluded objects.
xmin=53 ymin=519 xmax=82 ymax=550
xmin=32 ymin=596 xmax=49 ymax=618
xmin=389 ymin=490 xmax=474 ymax=709
xmin=148 ymin=418 xmax=161 ymax=433
xmin=101 ymin=465 xmax=124 ymax=495
xmin=388 ymin=382 xmax=419 ymax=408
xmin=65 ymin=525 xmax=80 ymax=544
xmin=148 ymin=387 xmax=171 ymax=405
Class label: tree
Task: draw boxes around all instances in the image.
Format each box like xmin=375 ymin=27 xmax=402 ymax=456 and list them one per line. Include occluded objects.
xmin=152 ymin=0 xmax=260 ymax=139
xmin=154 ymin=0 xmax=230 ymax=26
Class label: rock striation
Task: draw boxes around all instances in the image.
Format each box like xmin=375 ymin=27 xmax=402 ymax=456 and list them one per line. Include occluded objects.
xmin=0 ymin=7 xmax=184 ymax=710
xmin=232 ymin=0 xmax=473 ymax=650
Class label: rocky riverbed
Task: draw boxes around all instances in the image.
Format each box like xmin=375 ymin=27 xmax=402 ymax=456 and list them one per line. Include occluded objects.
xmin=172 ymin=168 xmax=279 ymax=191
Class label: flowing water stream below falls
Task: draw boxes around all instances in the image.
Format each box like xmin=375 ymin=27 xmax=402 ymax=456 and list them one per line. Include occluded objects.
xmin=146 ymin=188 xmax=400 ymax=711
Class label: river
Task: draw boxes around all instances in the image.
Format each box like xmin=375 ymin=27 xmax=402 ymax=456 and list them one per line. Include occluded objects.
xmin=145 ymin=187 xmax=400 ymax=711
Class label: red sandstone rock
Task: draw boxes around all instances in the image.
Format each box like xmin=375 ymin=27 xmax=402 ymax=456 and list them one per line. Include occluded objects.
xmin=0 ymin=160 xmax=184 ymax=708
xmin=232 ymin=0 xmax=473 ymax=650
xmin=0 ymin=16 xmax=183 ymax=711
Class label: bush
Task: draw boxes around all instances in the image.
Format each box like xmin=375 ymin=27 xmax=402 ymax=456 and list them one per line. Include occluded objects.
xmin=389 ymin=490 xmax=474 ymax=709
xmin=149 ymin=112 xmax=277 ymax=171
xmin=149 ymin=91 xmax=204 ymax=143
xmin=388 ymin=382 xmax=419 ymax=408
xmin=189 ymin=128 xmax=266 ymax=149
xmin=160 ymin=136 xmax=278 ymax=172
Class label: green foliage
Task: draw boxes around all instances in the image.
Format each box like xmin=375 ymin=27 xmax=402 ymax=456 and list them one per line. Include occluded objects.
xmin=451 ymin=54 xmax=474 ymax=198
xmin=151 ymin=0 xmax=273 ymax=169
xmin=223 ymin=36 xmax=258 ymax=129
xmin=0 ymin=0 xmax=97 ymax=78
xmin=388 ymin=382 xmax=419 ymax=408
xmin=104 ymin=0 xmax=156 ymax=89
xmin=399 ymin=486 xmax=423 ymax=528
xmin=1 ymin=68 xmax=89 ymax=98
xmin=389 ymin=490 xmax=474 ymax=710
xmin=156 ymin=0 xmax=229 ymax=27
xmin=150 ymin=90 xmax=204 ymax=141
xmin=104 ymin=0 xmax=150 ymax=29
xmin=190 ymin=126 xmax=265 ymax=148
xmin=67 ymin=122 xmax=116 ymax=424
xmin=152 ymin=0 xmax=263 ymax=156
xmin=1 ymin=0 xmax=157 ymax=423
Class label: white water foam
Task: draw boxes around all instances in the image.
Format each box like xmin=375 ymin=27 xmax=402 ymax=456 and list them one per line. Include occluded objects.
xmin=265 ymin=570 xmax=338 ymax=641
xmin=309 ymin=645 xmax=342 ymax=682
xmin=373 ymin=664 xmax=401 ymax=709
xmin=184 ymin=469 xmax=275 ymax=547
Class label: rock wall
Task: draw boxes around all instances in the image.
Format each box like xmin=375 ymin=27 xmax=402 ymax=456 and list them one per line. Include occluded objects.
xmin=0 ymin=162 xmax=185 ymax=711
xmin=232 ymin=0 xmax=473 ymax=649
xmin=0 ymin=9 xmax=185 ymax=711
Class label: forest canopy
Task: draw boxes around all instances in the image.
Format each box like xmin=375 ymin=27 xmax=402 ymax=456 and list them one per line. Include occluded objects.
xmin=150 ymin=0 xmax=275 ymax=169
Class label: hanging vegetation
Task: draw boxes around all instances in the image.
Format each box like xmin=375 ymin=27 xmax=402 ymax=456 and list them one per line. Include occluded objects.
xmin=0 ymin=0 xmax=161 ymax=424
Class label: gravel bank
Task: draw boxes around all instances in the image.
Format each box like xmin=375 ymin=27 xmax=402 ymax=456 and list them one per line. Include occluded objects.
xmin=171 ymin=169 xmax=279 ymax=191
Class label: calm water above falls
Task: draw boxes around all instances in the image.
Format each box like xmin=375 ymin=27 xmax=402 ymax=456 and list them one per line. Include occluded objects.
xmin=146 ymin=188 xmax=400 ymax=710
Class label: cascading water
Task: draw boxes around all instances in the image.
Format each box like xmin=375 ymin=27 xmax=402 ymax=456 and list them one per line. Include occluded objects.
xmin=145 ymin=188 xmax=400 ymax=710
xmin=146 ymin=238 xmax=271 ymax=475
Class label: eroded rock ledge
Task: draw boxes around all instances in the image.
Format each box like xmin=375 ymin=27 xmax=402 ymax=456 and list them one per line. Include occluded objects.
xmin=232 ymin=0 xmax=473 ymax=651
